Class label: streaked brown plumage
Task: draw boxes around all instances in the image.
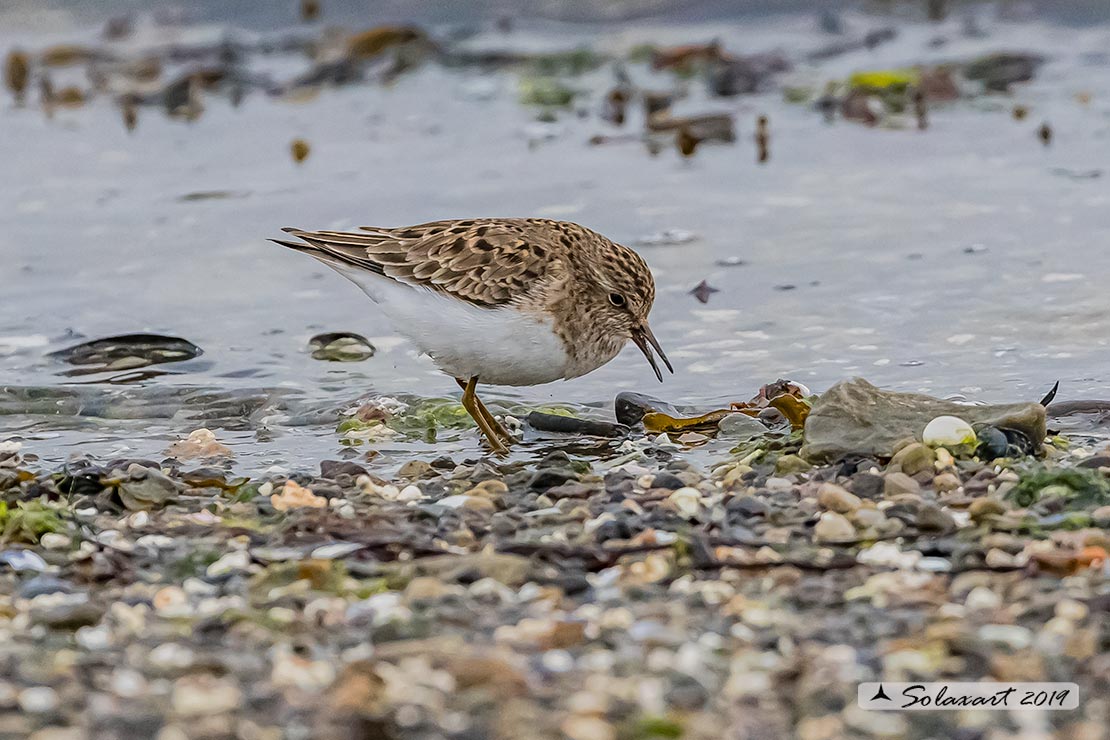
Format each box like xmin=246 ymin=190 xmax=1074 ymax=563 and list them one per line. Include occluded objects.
xmin=273 ymin=218 xmax=672 ymax=452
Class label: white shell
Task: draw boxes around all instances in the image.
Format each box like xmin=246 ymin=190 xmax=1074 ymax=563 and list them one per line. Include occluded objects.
xmin=922 ymin=416 xmax=976 ymax=448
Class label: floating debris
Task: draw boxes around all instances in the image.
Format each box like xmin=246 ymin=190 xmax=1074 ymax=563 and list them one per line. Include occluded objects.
xmin=347 ymin=26 xmax=424 ymax=61
xmin=53 ymin=85 xmax=86 ymax=108
xmin=600 ymin=86 xmax=628 ymax=126
xmin=301 ymin=0 xmax=321 ymax=23
xmin=4 ymin=50 xmax=29 ymax=104
xmin=291 ymin=137 xmax=312 ymax=163
xmin=48 ymin=334 xmax=203 ymax=376
xmin=755 ymin=114 xmax=769 ymax=163
xmin=913 ymin=88 xmax=928 ymax=130
xmin=165 ymin=428 xmax=232 ymax=460
xmin=1038 ymin=122 xmax=1052 ymax=146
xmin=519 ymin=77 xmax=576 ymax=107
xmin=271 ymin=480 xmax=326 ymax=510
xmin=676 ymin=126 xmax=699 ymax=157
xmin=964 ymin=52 xmax=1044 ymax=92
xmin=650 ymin=41 xmax=722 ymax=73
xmin=308 ymin=332 xmax=374 ymax=361
xmin=40 ymin=44 xmax=112 ymax=68
xmin=688 ymin=280 xmax=719 ymax=304
xmin=633 ymin=229 xmax=698 ymax=247
xmin=121 ymin=96 xmax=138 ymax=131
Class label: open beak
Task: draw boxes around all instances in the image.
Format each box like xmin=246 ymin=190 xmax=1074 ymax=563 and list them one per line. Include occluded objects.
xmin=631 ymin=323 xmax=674 ymax=383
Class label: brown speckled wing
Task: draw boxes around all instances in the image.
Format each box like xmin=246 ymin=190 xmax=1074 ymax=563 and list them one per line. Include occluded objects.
xmin=275 ymin=219 xmax=558 ymax=307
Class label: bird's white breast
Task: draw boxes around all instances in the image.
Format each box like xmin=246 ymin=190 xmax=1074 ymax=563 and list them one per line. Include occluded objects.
xmin=331 ymin=264 xmax=570 ymax=386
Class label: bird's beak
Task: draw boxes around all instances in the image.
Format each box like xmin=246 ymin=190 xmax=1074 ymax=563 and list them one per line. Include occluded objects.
xmin=631 ymin=322 xmax=673 ymax=383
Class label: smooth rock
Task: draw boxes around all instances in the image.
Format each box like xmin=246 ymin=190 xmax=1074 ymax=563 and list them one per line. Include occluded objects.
xmin=889 ymin=443 xmax=934 ymax=476
xmin=969 ymin=498 xmax=1007 ymax=520
xmin=775 ymin=454 xmax=812 ymax=476
xmin=813 ymin=512 xmax=856 ymax=543
xmin=561 ymin=715 xmax=616 ymax=740
xmin=933 ymin=472 xmax=962 ymax=493
xmin=883 ymin=472 xmax=920 ymax=496
xmin=526 ymin=411 xmax=628 ymax=438
xmin=528 ymin=468 xmax=577 ymax=491
xmin=976 ymin=426 xmax=1009 ymax=459
xmin=650 ymin=472 xmax=686 ymax=490
xmin=800 ymin=378 xmax=1045 ymax=462
xmin=922 ymin=416 xmax=976 ymax=452
xmin=916 ymin=504 xmax=956 ymax=532
xmin=727 ymin=495 xmax=769 ymax=518
xmin=849 ymin=472 xmax=884 ymax=499
xmin=668 ymin=487 xmax=702 ymax=518
xmin=817 ymin=483 xmax=861 ymax=513
xmin=717 ymin=413 xmax=768 ymax=440
xmin=117 ymin=463 xmax=181 ymax=510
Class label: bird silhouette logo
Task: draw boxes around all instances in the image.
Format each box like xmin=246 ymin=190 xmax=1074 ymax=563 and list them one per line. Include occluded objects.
xmin=870 ymin=684 xmax=892 ymax=702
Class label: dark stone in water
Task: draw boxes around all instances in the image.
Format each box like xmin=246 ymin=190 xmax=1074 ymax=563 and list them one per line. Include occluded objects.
xmin=528 ymin=468 xmax=577 ymax=491
xmin=614 ymin=392 xmax=678 ymax=426
xmin=976 ymin=426 xmax=1009 ymax=459
xmin=19 ymin=576 xmax=77 ymax=599
xmin=849 ymin=472 xmax=885 ymax=499
xmin=1077 ymin=455 xmax=1110 ymax=469
xmin=525 ymin=411 xmax=628 ymax=438
xmin=1002 ymin=428 xmax=1037 ymax=456
xmin=320 ymin=460 xmax=369 ymax=478
xmin=49 ymin=334 xmax=202 ymax=376
xmin=726 ymin=495 xmax=769 ymax=519
xmin=648 ymin=472 xmax=685 ymax=491
xmin=604 ymin=471 xmax=634 ymax=498
xmin=964 ymin=52 xmax=1044 ymax=91
xmin=538 ymin=450 xmax=574 ymax=468
xmin=308 ymin=332 xmax=375 ymax=362
xmin=709 ymin=58 xmax=760 ymax=96
xmin=594 ymin=519 xmax=631 ymax=542
xmin=800 ymin=378 xmax=1046 ymax=462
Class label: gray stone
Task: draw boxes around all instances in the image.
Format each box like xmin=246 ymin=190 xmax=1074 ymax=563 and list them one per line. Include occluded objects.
xmin=884 ymin=472 xmax=921 ymax=496
xmin=717 ymin=413 xmax=768 ymax=440
xmin=800 ymin=378 xmax=1045 ymax=462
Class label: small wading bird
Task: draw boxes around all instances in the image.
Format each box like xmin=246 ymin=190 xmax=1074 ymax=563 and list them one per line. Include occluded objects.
xmin=272 ymin=218 xmax=672 ymax=453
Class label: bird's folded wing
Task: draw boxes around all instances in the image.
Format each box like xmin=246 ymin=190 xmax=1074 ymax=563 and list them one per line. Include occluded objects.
xmin=274 ymin=219 xmax=555 ymax=307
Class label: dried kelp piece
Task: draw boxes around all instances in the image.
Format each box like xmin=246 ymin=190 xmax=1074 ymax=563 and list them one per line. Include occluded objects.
xmin=767 ymin=394 xmax=810 ymax=430
xmin=49 ymin=334 xmax=203 ymax=376
xmin=643 ymin=409 xmax=734 ymax=434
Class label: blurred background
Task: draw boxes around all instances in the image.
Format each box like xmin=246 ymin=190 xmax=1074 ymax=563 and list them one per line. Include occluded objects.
xmin=2 ymin=0 xmax=1110 ymax=469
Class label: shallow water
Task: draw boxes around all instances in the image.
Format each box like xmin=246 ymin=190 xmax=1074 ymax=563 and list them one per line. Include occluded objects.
xmin=3 ymin=3 xmax=1110 ymax=471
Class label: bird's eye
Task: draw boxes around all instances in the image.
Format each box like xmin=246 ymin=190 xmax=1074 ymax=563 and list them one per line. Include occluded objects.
xmin=609 ymin=293 xmax=627 ymax=307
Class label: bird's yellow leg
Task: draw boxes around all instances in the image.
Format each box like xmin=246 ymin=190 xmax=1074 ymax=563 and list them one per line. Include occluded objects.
xmin=458 ymin=376 xmax=510 ymax=454
xmin=456 ymin=378 xmax=515 ymax=443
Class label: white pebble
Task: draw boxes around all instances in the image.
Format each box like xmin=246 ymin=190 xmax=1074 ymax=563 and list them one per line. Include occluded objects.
xmin=922 ymin=416 xmax=976 ymax=449
xmin=18 ymin=686 xmax=58 ymax=713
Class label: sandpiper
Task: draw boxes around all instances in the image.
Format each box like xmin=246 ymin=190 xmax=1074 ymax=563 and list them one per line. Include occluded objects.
xmin=272 ymin=218 xmax=672 ymax=453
